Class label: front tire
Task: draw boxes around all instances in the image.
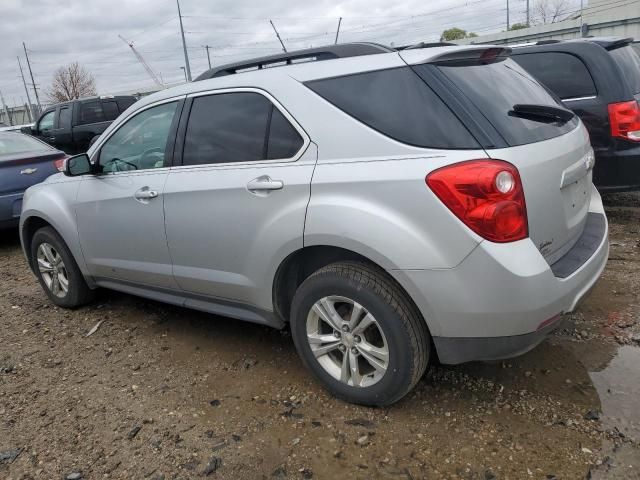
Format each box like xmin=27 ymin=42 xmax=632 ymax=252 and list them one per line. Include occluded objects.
xmin=31 ymin=227 xmax=94 ymax=308
xmin=290 ymin=262 xmax=430 ymax=406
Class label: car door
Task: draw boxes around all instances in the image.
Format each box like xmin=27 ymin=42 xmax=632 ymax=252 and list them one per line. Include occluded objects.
xmin=49 ymin=105 xmax=73 ymax=153
xmin=163 ymin=89 xmax=315 ymax=309
xmin=75 ymin=98 xmax=183 ymax=289
xmin=33 ymin=109 xmax=56 ymax=145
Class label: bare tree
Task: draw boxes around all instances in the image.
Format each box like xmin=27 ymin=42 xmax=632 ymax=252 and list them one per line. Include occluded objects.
xmin=532 ymin=0 xmax=571 ymax=24
xmin=47 ymin=62 xmax=97 ymax=102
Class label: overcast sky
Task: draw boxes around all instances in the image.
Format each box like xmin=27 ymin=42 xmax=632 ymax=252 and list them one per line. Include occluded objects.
xmin=0 ymin=0 xmax=582 ymax=108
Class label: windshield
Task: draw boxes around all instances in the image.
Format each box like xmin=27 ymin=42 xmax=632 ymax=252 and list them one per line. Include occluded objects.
xmin=431 ymin=58 xmax=579 ymax=146
xmin=0 ymin=133 xmax=51 ymax=157
xmin=609 ymin=45 xmax=640 ymax=94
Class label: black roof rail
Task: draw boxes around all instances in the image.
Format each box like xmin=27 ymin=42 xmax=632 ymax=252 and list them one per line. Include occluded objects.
xmin=194 ymin=42 xmax=394 ymax=81
xmin=396 ymin=41 xmax=457 ymax=50
xmin=536 ymin=39 xmax=562 ymax=45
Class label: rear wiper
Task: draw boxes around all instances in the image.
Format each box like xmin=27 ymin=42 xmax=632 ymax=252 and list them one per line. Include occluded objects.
xmin=509 ymin=104 xmax=575 ymax=124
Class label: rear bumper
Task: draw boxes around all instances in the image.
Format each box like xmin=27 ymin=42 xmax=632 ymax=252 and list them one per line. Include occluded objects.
xmin=391 ymin=185 xmax=609 ymax=364
xmin=0 ymin=192 xmax=23 ymax=225
xmin=593 ymin=144 xmax=640 ymax=192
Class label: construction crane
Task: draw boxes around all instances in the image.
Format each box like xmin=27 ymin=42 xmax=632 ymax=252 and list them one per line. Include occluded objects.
xmin=118 ymin=35 xmax=164 ymax=88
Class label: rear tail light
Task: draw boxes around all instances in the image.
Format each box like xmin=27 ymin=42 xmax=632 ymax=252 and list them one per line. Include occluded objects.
xmin=426 ymin=159 xmax=528 ymax=243
xmin=53 ymin=155 xmax=68 ymax=172
xmin=608 ymin=100 xmax=640 ymax=141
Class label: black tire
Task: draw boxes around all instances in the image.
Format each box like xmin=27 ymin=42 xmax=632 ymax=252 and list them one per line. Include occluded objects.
xmin=31 ymin=227 xmax=95 ymax=308
xmin=290 ymin=261 xmax=430 ymax=406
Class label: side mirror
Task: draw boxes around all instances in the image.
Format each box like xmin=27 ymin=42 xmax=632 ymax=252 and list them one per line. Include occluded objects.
xmin=64 ymin=153 xmax=93 ymax=177
xmin=21 ymin=126 xmax=34 ymax=135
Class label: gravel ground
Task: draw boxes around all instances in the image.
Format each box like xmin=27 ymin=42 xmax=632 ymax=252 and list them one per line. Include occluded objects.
xmin=0 ymin=193 xmax=639 ymax=480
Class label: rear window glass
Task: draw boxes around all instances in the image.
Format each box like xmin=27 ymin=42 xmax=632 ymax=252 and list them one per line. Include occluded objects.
xmin=305 ymin=67 xmax=480 ymax=149
xmin=609 ymin=45 xmax=640 ymax=94
xmin=512 ymin=52 xmax=597 ymax=99
xmin=432 ymin=58 xmax=579 ymax=147
xmin=0 ymin=133 xmax=50 ymax=156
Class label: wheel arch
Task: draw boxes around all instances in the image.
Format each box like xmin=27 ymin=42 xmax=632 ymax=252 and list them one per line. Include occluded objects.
xmin=272 ymin=245 xmax=430 ymax=334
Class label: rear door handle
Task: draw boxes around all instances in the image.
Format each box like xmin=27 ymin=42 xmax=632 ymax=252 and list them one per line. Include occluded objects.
xmin=134 ymin=187 xmax=159 ymax=202
xmin=247 ymin=175 xmax=284 ymax=194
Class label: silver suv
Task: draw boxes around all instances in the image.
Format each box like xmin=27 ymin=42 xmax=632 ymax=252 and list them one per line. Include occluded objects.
xmin=20 ymin=43 xmax=609 ymax=406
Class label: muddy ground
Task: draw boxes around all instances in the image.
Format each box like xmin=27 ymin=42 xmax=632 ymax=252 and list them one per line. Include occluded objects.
xmin=1 ymin=194 xmax=639 ymax=480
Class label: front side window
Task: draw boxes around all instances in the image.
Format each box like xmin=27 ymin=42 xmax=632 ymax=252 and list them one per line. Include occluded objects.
xmin=182 ymin=92 xmax=303 ymax=166
xmin=99 ymin=101 xmax=178 ymax=173
xmin=38 ymin=111 xmax=55 ymax=132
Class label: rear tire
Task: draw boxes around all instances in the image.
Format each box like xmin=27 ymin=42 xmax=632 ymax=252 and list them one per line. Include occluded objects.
xmin=31 ymin=227 xmax=94 ymax=308
xmin=290 ymin=261 xmax=430 ymax=406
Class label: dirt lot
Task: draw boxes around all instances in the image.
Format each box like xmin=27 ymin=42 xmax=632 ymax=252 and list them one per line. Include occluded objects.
xmin=1 ymin=194 xmax=639 ymax=480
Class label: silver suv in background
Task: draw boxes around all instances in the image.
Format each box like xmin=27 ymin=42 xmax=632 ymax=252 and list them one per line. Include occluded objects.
xmin=20 ymin=43 xmax=608 ymax=406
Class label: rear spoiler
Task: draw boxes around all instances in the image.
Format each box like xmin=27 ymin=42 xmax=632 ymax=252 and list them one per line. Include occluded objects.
xmin=426 ymin=47 xmax=512 ymax=66
xmin=603 ymin=37 xmax=634 ymax=51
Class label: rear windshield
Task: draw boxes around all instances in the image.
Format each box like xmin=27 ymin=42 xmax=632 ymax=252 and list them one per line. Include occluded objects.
xmin=428 ymin=58 xmax=579 ymax=147
xmin=0 ymin=133 xmax=50 ymax=156
xmin=609 ymin=45 xmax=640 ymax=94
xmin=511 ymin=52 xmax=597 ymax=99
xmin=305 ymin=67 xmax=480 ymax=149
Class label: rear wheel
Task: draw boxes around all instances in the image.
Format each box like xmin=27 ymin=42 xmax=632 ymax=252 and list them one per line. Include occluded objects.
xmin=31 ymin=227 xmax=94 ymax=308
xmin=290 ymin=262 xmax=430 ymax=406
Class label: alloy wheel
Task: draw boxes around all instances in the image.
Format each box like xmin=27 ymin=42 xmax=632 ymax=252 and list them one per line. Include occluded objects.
xmin=36 ymin=243 xmax=69 ymax=298
xmin=306 ymin=295 xmax=389 ymax=387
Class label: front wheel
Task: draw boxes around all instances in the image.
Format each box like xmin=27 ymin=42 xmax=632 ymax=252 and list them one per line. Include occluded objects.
xmin=290 ymin=262 xmax=430 ymax=406
xmin=31 ymin=227 xmax=95 ymax=308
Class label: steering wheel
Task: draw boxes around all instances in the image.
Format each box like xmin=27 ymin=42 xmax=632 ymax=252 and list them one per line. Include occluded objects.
xmin=103 ymin=157 xmax=138 ymax=172
xmin=140 ymin=148 xmax=165 ymax=168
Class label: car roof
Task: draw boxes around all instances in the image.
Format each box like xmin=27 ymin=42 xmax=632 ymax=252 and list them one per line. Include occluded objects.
xmin=195 ymin=42 xmax=394 ymax=81
xmin=133 ymin=43 xmax=509 ymax=111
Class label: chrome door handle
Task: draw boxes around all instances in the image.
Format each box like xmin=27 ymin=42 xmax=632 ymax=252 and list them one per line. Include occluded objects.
xmin=247 ymin=175 xmax=284 ymax=193
xmin=134 ymin=187 xmax=159 ymax=201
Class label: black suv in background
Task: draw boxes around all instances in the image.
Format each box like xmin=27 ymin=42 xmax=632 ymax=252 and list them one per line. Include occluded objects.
xmin=511 ymin=37 xmax=640 ymax=192
xmin=23 ymin=96 xmax=137 ymax=154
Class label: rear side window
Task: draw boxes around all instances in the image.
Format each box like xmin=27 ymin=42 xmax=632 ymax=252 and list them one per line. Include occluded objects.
xmin=78 ymin=101 xmax=105 ymax=125
xmin=102 ymin=101 xmax=120 ymax=121
xmin=512 ymin=52 xmax=597 ymax=99
xmin=609 ymin=45 xmax=640 ymax=94
xmin=431 ymin=58 xmax=579 ymax=147
xmin=182 ymin=92 xmax=303 ymax=166
xmin=305 ymin=67 xmax=479 ymax=149
xmin=117 ymin=97 xmax=137 ymax=112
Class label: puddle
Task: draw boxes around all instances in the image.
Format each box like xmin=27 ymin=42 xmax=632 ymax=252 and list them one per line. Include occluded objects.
xmin=590 ymin=345 xmax=640 ymax=441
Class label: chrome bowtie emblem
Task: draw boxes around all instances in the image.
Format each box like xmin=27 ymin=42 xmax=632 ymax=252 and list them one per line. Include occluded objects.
xmin=20 ymin=168 xmax=38 ymax=175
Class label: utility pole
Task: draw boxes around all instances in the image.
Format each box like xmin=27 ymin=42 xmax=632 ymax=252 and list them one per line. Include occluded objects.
xmin=204 ymin=45 xmax=212 ymax=69
xmin=506 ymin=0 xmax=510 ymax=30
xmin=334 ymin=17 xmax=342 ymax=44
xmin=22 ymin=42 xmax=41 ymax=115
xmin=0 ymin=89 xmax=13 ymax=126
xmin=270 ymin=20 xmax=287 ymax=52
xmin=580 ymin=0 xmax=584 ymax=36
xmin=17 ymin=56 xmax=34 ymax=122
xmin=526 ymin=0 xmax=530 ymax=27
xmin=176 ymin=0 xmax=192 ymax=81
